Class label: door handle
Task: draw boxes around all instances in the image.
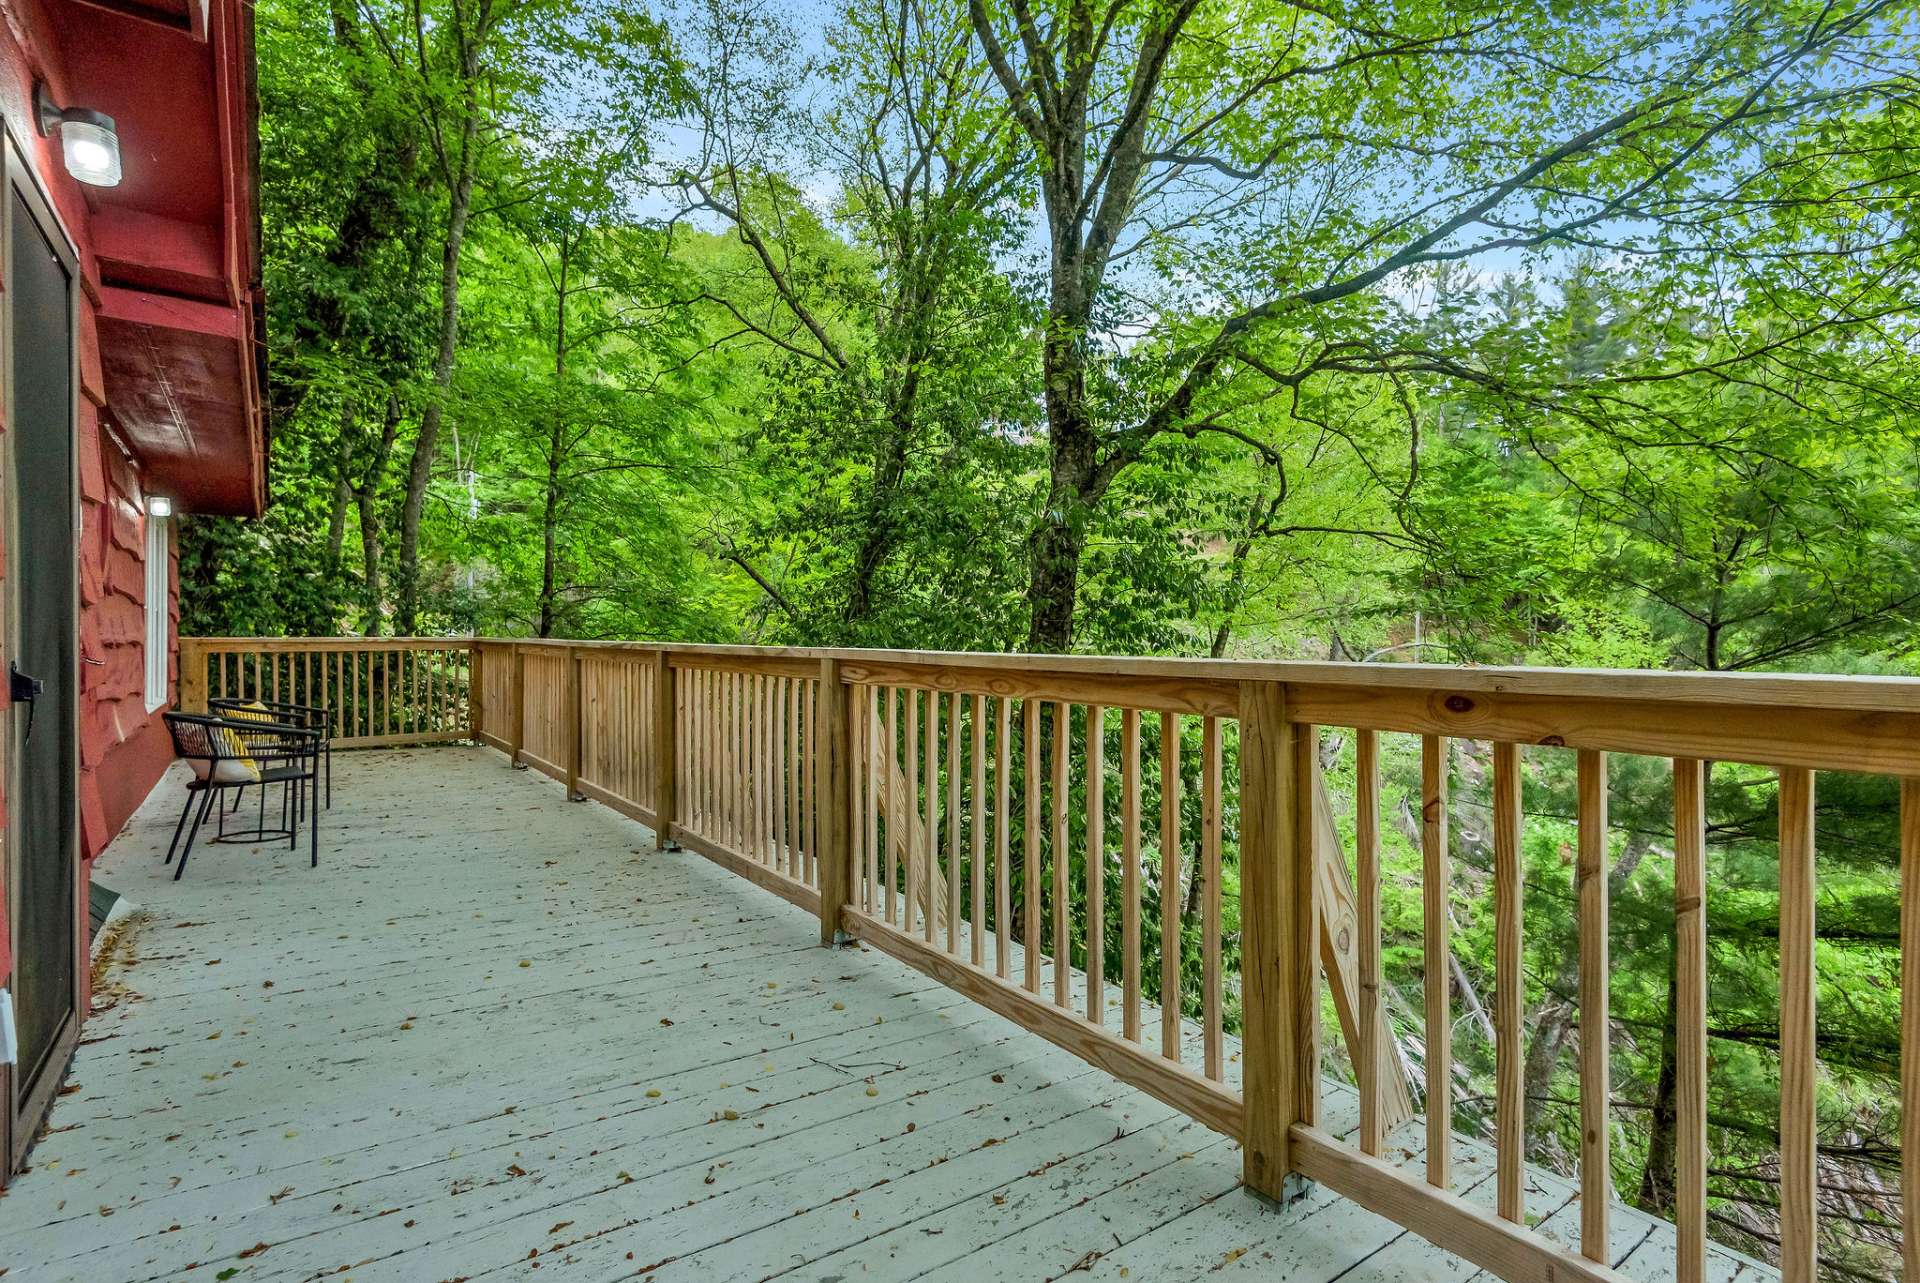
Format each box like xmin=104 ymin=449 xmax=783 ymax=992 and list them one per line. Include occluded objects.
xmin=10 ymin=661 xmax=42 ymax=743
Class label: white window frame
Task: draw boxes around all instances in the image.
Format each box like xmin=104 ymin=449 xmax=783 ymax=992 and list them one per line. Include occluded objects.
xmin=144 ymin=512 xmax=169 ymax=711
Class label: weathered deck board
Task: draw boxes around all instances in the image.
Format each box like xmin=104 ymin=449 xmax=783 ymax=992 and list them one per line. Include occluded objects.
xmin=1 ymin=747 xmax=1771 ymax=1283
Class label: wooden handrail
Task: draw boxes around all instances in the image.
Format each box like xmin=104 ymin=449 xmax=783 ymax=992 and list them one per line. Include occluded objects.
xmin=184 ymin=632 xmax=1914 ymax=1283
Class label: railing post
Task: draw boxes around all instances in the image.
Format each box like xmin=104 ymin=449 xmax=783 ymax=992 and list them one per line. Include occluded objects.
xmin=565 ymin=646 xmax=584 ymax=800
xmin=817 ymin=657 xmax=851 ymax=946
xmin=653 ymin=649 xmax=678 ymax=850
xmin=178 ymin=638 xmax=208 ymax=713
xmin=508 ymin=644 xmax=527 ymax=769
xmin=467 ymin=641 xmax=483 ymax=741
xmin=1239 ymin=679 xmax=1318 ymax=1203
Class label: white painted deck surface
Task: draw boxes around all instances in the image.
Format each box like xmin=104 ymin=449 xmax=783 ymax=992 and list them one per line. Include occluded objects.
xmin=3 ymin=746 xmax=1772 ymax=1283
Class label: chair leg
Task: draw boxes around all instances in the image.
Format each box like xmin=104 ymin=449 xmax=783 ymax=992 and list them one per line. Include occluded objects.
xmin=174 ymin=788 xmax=216 ymax=881
xmin=310 ymin=775 xmax=319 ymax=868
xmin=288 ymin=779 xmax=299 ymax=850
xmin=165 ymin=791 xmax=196 ymax=864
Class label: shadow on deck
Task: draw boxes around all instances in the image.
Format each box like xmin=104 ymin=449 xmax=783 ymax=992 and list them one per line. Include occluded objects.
xmin=1 ymin=746 xmax=1771 ymax=1282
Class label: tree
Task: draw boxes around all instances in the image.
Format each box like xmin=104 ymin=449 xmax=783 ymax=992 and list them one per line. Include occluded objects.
xmin=670 ymin=0 xmax=1038 ymax=647
xmin=960 ymin=0 xmax=1915 ymax=651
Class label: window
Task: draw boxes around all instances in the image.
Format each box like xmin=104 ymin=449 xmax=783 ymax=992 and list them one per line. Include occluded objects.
xmin=144 ymin=512 xmax=169 ymax=710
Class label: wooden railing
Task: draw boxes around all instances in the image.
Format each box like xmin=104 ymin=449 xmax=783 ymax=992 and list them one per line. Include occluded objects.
xmin=179 ymin=637 xmax=473 ymax=747
xmin=180 ymin=636 xmax=1920 ymax=1283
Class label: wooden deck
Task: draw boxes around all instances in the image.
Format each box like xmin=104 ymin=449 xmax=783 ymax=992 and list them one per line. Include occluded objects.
xmin=3 ymin=746 xmax=1772 ymax=1282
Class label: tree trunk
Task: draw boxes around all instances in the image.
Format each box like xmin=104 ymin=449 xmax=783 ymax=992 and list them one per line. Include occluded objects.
xmin=358 ymin=485 xmax=385 ymax=637
xmin=537 ymin=244 xmax=569 ymax=639
xmin=356 ymin=394 xmax=403 ymax=636
xmin=1522 ymin=998 xmax=1574 ymax=1155
xmin=394 ymin=97 xmax=481 ymax=634
xmin=1637 ymin=941 xmax=1682 ymax=1213
xmin=1024 ymin=319 xmax=1097 ymax=652
xmin=845 ymin=402 xmax=912 ymax=632
xmin=327 ymin=407 xmax=355 ymax=575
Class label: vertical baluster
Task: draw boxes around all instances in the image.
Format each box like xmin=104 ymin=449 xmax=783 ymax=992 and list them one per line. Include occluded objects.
xmin=1053 ymin=702 xmax=1071 ymax=1006
xmin=905 ymin=690 xmax=921 ymax=936
xmin=697 ymin=669 xmax=708 ymax=836
xmin=1578 ymin=748 xmax=1611 ymax=1262
xmin=1900 ymin=778 xmax=1920 ymax=1283
xmin=740 ymin=672 xmax=752 ymax=854
xmin=762 ymin=673 xmax=774 ymax=864
xmin=860 ymin=687 xmax=875 ymax=906
xmin=712 ymin=671 xmax=724 ymax=843
xmin=711 ymin=670 xmax=722 ymax=840
xmin=754 ymin=673 xmax=767 ymax=861
xmin=1293 ymin=722 xmax=1324 ymax=1133
xmin=788 ymin=675 xmax=799 ymax=875
xmin=808 ymin=677 xmax=821 ymax=886
xmin=1422 ymin=733 xmax=1451 ymax=1188
xmin=1161 ymin=711 xmax=1182 ymax=1059
xmin=717 ymin=671 xmax=731 ymax=846
xmin=724 ymin=671 xmax=737 ymax=849
xmin=684 ymin=669 xmax=696 ymax=833
xmin=971 ymin=693 xmax=987 ymax=966
xmin=736 ymin=672 xmax=748 ymax=853
xmin=678 ymin=664 xmax=691 ymax=829
xmin=691 ymin=670 xmax=704 ymax=835
xmin=926 ymin=686 xmax=940 ymax=944
xmin=1675 ymin=758 xmax=1709 ymax=1283
xmin=787 ymin=676 xmax=800 ymax=876
xmin=1356 ymin=728 xmax=1382 ymax=1148
xmin=1202 ymin=714 xmax=1223 ymax=1081
xmin=1024 ymin=697 xmax=1042 ymax=993
xmin=995 ymin=696 xmax=1011 ymax=978
xmin=1778 ymin=766 xmax=1816 ymax=1283
xmin=1493 ymin=741 xmax=1525 ymax=1224
xmin=949 ymin=693 xmax=963 ymax=954
xmin=1123 ymin=708 xmax=1142 ymax=1043
xmin=1088 ymin=704 xmax=1107 ymax=1027
xmin=862 ymin=685 xmax=875 ymax=907
xmin=737 ymin=672 xmax=750 ymax=856
xmin=885 ymin=688 xmax=898 ymax=926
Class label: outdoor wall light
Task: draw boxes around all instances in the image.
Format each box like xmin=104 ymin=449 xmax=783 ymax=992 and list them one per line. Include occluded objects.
xmin=34 ymin=82 xmax=122 ymax=188
xmin=146 ymin=495 xmax=173 ymax=518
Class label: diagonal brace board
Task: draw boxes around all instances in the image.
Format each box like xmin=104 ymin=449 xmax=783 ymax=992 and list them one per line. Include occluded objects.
xmin=1314 ymin=770 xmax=1417 ymax=1133
xmin=867 ymin=704 xmax=950 ymax=931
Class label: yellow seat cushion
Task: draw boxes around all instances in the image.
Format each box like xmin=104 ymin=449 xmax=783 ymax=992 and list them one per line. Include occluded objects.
xmin=187 ymin=703 xmax=265 ymax=783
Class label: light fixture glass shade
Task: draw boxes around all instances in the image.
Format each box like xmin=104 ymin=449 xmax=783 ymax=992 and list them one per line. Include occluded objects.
xmin=146 ymin=495 xmax=173 ymax=517
xmin=60 ymin=119 xmax=121 ymax=187
xmin=34 ymin=84 xmax=121 ymax=187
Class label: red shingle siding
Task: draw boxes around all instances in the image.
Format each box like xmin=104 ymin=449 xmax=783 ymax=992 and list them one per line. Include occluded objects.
xmin=76 ymin=413 xmax=175 ymax=860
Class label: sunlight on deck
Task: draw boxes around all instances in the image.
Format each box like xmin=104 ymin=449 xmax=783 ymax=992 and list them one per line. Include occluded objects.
xmin=1 ymin=747 xmax=1769 ymax=1282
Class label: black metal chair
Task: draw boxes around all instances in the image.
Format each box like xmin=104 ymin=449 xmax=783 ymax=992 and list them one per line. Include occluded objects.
xmin=162 ymin=711 xmax=321 ymax=880
xmin=210 ymin=697 xmax=332 ymax=809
